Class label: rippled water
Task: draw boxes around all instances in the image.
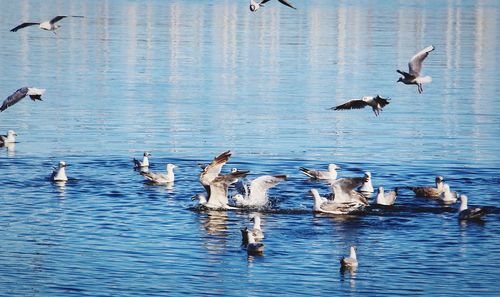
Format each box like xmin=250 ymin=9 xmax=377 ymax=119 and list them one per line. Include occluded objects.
xmin=1 ymin=0 xmax=499 ymax=296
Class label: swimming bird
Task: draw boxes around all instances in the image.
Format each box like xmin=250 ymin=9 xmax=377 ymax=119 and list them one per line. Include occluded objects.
xmin=199 ymin=150 xmax=232 ymax=196
xmin=310 ymin=189 xmax=364 ymax=214
xmin=340 ymin=246 xmax=358 ymax=270
xmin=195 ymin=170 xmax=250 ymax=210
xmin=397 ymin=45 xmax=435 ymax=93
xmin=133 ymin=152 xmax=151 ymax=170
xmin=358 ymin=171 xmax=374 ymax=197
xmin=233 ymin=175 xmax=287 ymax=207
xmin=331 ymin=95 xmax=390 ymax=116
xmin=249 ymin=0 xmax=296 ymax=12
xmin=249 ymin=214 xmax=264 ymax=240
xmin=10 ymin=15 xmax=84 ymax=35
xmin=1 ymin=87 xmax=45 ymax=112
xmin=409 ymin=176 xmax=445 ymax=198
xmin=439 ymin=183 xmax=458 ymax=204
xmin=245 ymin=229 xmax=265 ymax=255
xmin=376 ymin=186 xmax=397 ymax=206
xmin=140 ymin=164 xmax=176 ymax=184
xmin=0 ymin=130 xmax=17 ymax=145
xmin=51 ymin=161 xmax=68 ymax=182
xmin=458 ymin=195 xmax=488 ymax=220
xmin=330 ymin=176 xmax=370 ymax=206
xmin=299 ymin=164 xmax=340 ymax=180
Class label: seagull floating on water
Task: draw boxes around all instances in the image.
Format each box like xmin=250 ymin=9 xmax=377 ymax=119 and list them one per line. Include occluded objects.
xmin=0 ymin=130 xmax=17 ymax=146
xmin=340 ymin=246 xmax=358 ymax=270
xmin=199 ymin=150 xmax=232 ymax=197
xmin=458 ymin=195 xmax=488 ymax=221
xmin=1 ymin=87 xmax=45 ymax=112
xmin=245 ymin=229 xmax=265 ymax=255
xmin=331 ymin=95 xmax=390 ymax=116
xmin=299 ymin=164 xmax=340 ymax=180
xmin=133 ymin=152 xmax=151 ymax=170
xmin=358 ymin=171 xmax=374 ymax=197
xmin=409 ymin=176 xmax=445 ymax=198
xmin=232 ymin=174 xmax=287 ymax=207
xmin=439 ymin=183 xmax=458 ymax=204
xmin=376 ymin=186 xmax=397 ymax=206
xmin=10 ymin=15 xmax=84 ymax=35
xmin=194 ymin=170 xmax=250 ymax=210
xmin=310 ymin=189 xmax=364 ymax=215
xmin=140 ymin=164 xmax=176 ymax=184
xmin=397 ymin=45 xmax=435 ymax=93
xmin=249 ymin=0 xmax=296 ymax=11
xmin=51 ymin=161 xmax=68 ymax=182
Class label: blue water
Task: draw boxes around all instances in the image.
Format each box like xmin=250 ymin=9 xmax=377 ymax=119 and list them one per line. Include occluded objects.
xmin=1 ymin=0 xmax=499 ymax=296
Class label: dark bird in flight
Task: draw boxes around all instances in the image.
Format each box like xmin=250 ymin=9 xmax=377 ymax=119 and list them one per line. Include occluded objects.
xmin=331 ymin=95 xmax=390 ymax=116
xmin=1 ymin=87 xmax=45 ymax=112
xmin=10 ymin=15 xmax=84 ymax=35
xmin=250 ymin=0 xmax=296 ymax=12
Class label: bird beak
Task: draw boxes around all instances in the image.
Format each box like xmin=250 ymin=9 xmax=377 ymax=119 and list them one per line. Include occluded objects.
xmin=14 ymin=133 xmax=18 ymax=136
xmin=191 ymin=195 xmax=198 ymax=201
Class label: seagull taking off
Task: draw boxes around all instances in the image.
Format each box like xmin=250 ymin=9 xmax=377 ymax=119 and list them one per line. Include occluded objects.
xmin=51 ymin=161 xmax=68 ymax=182
xmin=340 ymin=246 xmax=358 ymax=270
xmin=0 ymin=130 xmax=17 ymax=145
xmin=1 ymin=87 xmax=45 ymax=112
xmin=376 ymin=186 xmax=397 ymax=206
xmin=140 ymin=164 xmax=176 ymax=185
xmin=194 ymin=170 xmax=250 ymax=210
xmin=330 ymin=176 xmax=370 ymax=206
xmin=458 ymin=195 xmax=488 ymax=221
xmin=233 ymin=174 xmax=287 ymax=207
xmin=397 ymin=45 xmax=435 ymax=93
xmin=199 ymin=150 xmax=232 ymax=197
xmin=10 ymin=15 xmax=84 ymax=35
xmin=133 ymin=152 xmax=151 ymax=170
xmin=299 ymin=164 xmax=340 ymax=180
xmin=249 ymin=0 xmax=296 ymax=11
xmin=331 ymin=95 xmax=390 ymax=116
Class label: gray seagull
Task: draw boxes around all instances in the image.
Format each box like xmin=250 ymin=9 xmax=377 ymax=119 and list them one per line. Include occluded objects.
xmin=397 ymin=45 xmax=435 ymax=93
xmin=1 ymin=87 xmax=45 ymax=112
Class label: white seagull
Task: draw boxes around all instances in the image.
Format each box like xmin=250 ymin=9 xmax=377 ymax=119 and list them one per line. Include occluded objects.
xmin=409 ymin=176 xmax=445 ymax=198
xmin=194 ymin=171 xmax=250 ymax=210
xmin=140 ymin=164 xmax=176 ymax=184
xmin=133 ymin=152 xmax=151 ymax=170
xmin=245 ymin=229 xmax=265 ymax=255
xmin=299 ymin=164 xmax=340 ymax=180
xmin=330 ymin=177 xmax=370 ymax=206
xmin=358 ymin=171 xmax=374 ymax=196
xmin=340 ymin=246 xmax=358 ymax=270
xmin=331 ymin=95 xmax=390 ymax=116
xmin=199 ymin=150 xmax=232 ymax=196
xmin=458 ymin=195 xmax=488 ymax=220
xmin=10 ymin=15 xmax=84 ymax=35
xmin=1 ymin=87 xmax=45 ymax=112
xmin=0 ymin=130 xmax=17 ymax=145
xmin=439 ymin=183 xmax=458 ymax=204
xmin=51 ymin=161 xmax=68 ymax=182
xmin=397 ymin=45 xmax=435 ymax=93
xmin=310 ymin=189 xmax=364 ymax=215
xmin=232 ymin=174 xmax=287 ymax=207
xmin=249 ymin=0 xmax=296 ymax=12
xmin=376 ymin=186 xmax=397 ymax=206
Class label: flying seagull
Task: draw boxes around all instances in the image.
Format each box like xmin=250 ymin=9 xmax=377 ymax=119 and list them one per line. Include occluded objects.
xmin=397 ymin=45 xmax=435 ymax=93
xmin=10 ymin=15 xmax=84 ymax=34
xmin=1 ymin=87 xmax=45 ymax=112
xmin=299 ymin=164 xmax=340 ymax=180
xmin=232 ymin=174 xmax=287 ymax=207
xmin=331 ymin=95 xmax=390 ymax=116
xmin=249 ymin=0 xmax=296 ymax=11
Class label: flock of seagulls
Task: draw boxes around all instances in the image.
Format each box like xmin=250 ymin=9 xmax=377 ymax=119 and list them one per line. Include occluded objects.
xmin=1 ymin=3 xmax=490 ymax=268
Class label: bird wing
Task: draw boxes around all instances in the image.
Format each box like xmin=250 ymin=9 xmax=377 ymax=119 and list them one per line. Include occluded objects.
xmin=408 ymin=45 xmax=434 ymax=77
xmin=374 ymin=96 xmax=390 ymax=108
xmin=10 ymin=23 xmax=40 ymax=32
xmin=330 ymin=177 xmax=366 ymax=204
xmin=249 ymin=175 xmax=287 ymax=197
xmin=299 ymin=167 xmax=321 ymax=178
xmin=278 ymin=0 xmax=297 ymax=9
xmin=50 ymin=16 xmax=68 ymax=24
xmin=208 ymin=171 xmax=250 ymax=207
xmin=260 ymin=0 xmax=272 ymax=4
xmin=332 ymin=177 xmax=365 ymax=191
xmin=199 ymin=150 xmax=232 ymax=186
xmin=332 ymin=99 xmax=367 ymax=111
xmin=1 ymin=87 xmax=29 ymax=112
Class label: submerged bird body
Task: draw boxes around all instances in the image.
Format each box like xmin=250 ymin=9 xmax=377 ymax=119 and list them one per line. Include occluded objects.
xmin=233 ymin=174 xmax=287 ymax=207
xmin=141 ymin=164 xmax=176 ymax=184
xmin=51 ymin=161 xmax=68 ymax=182
xmin=10 ymin=15 xmax=84 ymax=34
xmin=332 ymin=95 xmax=390 ymax=116
xmin=249 ymin=0 xmax=296 ymax=11
xmin=409 ymin=176 xmax=445 ymax=198
xmin=1 ymin=87 xmax=45 ymax=112
xmin=0 ymin=130 xmax=17 ymax=145
xmin=376 ymin=186 xmax=397 ymax=206
xmin=458 ymin=195 xmax=487 ymax=220
xmin=397 ymin=45 xmax=435 ymax=93
xmin=299 ymin=164 xmax=340 ymax=180
xmin=340 ymin=246 xmax=358 ymax=269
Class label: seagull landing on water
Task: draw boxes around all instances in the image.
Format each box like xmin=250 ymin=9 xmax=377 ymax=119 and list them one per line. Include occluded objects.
xmin=140 ymin=164 xmax=176 ymax=185
xmin=458 ymin=195 xmax=488 ymax=221
xmin=10 ymin=15 xmax=84 ymax=35
xmin=0 ymin=130 xmax=17 ymax=146
xmin=397 ymin=45 xmax=435 ymax=93
xmin=331 ymin=95 xmax=390 ymax=116
xmin=51 ymin=161 xmax=68 ymax=182
xmin=249 ymin=0 xmax=296 ymax=12
xmin=232 ymin=174 xmax=287 ymax=207
xmin=299 ymin=164 xmax=340 ymax=180
xmin=1 ymin=87 xmax=45 ymax=112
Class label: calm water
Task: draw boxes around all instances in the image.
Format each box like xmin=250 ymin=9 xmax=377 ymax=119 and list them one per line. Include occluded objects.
xmin=1 ymin=0 xmax=500 ymax=296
